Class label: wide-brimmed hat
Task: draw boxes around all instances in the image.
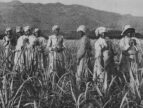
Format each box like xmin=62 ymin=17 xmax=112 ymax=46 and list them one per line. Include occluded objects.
xmin=52 ymin=25 xmax=60 ymax=32
xmin=95 ymin=27 xmax=106 ymax=37
xmin=121 ymin=25 xmax=135 ymax=36
xmin=77 ymin=25 xmax=86 ymax=33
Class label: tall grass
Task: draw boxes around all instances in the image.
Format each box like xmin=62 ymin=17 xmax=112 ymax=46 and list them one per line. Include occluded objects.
xmin=0 ymin=39 xmax=143 ymax=108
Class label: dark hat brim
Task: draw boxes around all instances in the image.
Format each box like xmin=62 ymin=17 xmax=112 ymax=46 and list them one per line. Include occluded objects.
xmin=122 ymin=28 xmax=135 ymax=35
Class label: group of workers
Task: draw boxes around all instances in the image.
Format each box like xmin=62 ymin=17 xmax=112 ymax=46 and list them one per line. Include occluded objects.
xmin=1 ymin=24 xmax=142 ymax=85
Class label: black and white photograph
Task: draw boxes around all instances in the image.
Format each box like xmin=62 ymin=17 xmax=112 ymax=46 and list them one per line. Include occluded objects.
xmin=0 ymin=0 xmax=143 ymax=108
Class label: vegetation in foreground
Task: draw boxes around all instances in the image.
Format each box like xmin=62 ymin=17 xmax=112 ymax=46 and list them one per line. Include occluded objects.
xmin=0 ymin=39 xmax=143 ymax=108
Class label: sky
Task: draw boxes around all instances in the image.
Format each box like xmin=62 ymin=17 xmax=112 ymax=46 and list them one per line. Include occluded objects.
xmin=0 ymin=0 xmax=143 ymax=16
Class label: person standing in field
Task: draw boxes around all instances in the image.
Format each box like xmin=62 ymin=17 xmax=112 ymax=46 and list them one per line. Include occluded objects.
xmin=47 ymin=25 xmax=65 ymax=83
xmin=119 ymin=25 xmax=140 ymax=82
xmin=26 ymin=27 xmax=37 ymax=71
xmin=14 ymin=26 xmax=32 ymax=71
xmin=15 ymin=26 xmax=24 ymax=40
xmin=76 ymin=25 xmax=92 ymax=86
xmin=93 ymin=27 xmax=115 ymax=84
xmin=33 ymin=28 xmax=47 ymax=71
xmin=3 ymin=27 xmax=16 ymax=70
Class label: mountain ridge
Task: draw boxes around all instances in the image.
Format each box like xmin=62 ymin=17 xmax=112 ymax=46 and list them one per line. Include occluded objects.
xmin=0 ymin=0 xmax=143 ymax=33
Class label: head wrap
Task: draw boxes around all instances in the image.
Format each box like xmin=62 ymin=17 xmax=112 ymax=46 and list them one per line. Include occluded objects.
xmin=24 ymin=26 xmax=31 ymax=32
xmin=6 ymin=27 xmax=12 ymax=32
xmin=16 ymin=26 xmax=23 ymax=33
xmin=34 ymin=28 xmax=40 ymax=33
xmin=52 ymin=25 xmax=60 ymax=32
xmin=95 ymin=27 xmax=106 ymax=37
xmin=77 ymin=25 xmax=86 ymax=33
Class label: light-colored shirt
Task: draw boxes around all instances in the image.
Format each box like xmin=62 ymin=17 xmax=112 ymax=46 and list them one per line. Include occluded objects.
xmin=37 ymin=37 xmax=47 ymax=48
xmin=94 ymin=37 xmax=107 ymax=58
xmin=131 ymin=37 xmax=141 ymax=51
xmin=119 ymin=36 xmax=141 ymax=51
xmin=119 ymin=36 xmax=130 ymax=51
xmin=28 ymin=35 xmax=37 ymax=48
xmin=47 ymin=35 xmax=65 ymax=51
xmin=77 ymin=36 xmax=91 ymax=60
xmin=3 ymin=36 xmax=9 ymax=48
xmin=131 ymin=37 xmax=140 ymax=46
xmin=16 ymin=35 xmax=28 ymax=50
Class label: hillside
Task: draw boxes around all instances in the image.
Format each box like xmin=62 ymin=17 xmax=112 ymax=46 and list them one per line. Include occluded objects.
xmin=0 ymin=0 xmax=143 ymax=34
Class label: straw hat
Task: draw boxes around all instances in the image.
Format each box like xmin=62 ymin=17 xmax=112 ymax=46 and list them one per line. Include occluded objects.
xmin=121 ymin=25 xmax=135 ymax=36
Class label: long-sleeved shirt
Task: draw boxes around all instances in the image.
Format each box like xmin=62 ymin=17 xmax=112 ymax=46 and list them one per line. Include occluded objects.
xmin=16 ymin=35 xmax=28 ymax=50
xmin=47 ymin=35 xmax=65 ymax=52
xmin=37 ymin=37 xmax=47 ymax=48
xmin=28 ymin=35 xmax=37 ymax=48
xmin=77 ymin=36 xmax=91 ymax=60
xmin=94 ymin=37 xmax=108 ymax=58
xmin=119 ymin=36 xmax=130 ymax=51
xmin=3 ymin=35 xmax=17 ymax=48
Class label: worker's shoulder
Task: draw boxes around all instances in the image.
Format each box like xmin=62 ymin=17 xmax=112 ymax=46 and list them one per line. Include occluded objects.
xmin=120 ymin=37 xmax=125 ymax=41
xmin=38 ymin=36 xmax=47 ymax=42
xmin=95 ymin=38 xmax=104 ymax=43
xmin=132 ymin=37 xmax=140 ymax=41
xmin=48 ymin=35 xmax=55 ymax=39
xmin=3 ymin=36 xmax=8 ymax=40
xmin=80 ymin=35 xmax=89 ymax=41
xmin=18 ymin=35 xmax=26 ymax=40
xmin=49 ymin=35 xmax=64 ymax=39
xmin=38 ymin=36 xmax=45 ymax=39
xmin=29 ymin=35 xmax=36 ymax=39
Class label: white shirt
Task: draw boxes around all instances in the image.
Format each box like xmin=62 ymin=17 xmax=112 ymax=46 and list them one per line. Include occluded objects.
xmin=119 ymin=36 xmax=130 ymax=51
xmin=28 ymin=35 xmax=37 ymax=48
xmin=94 ymin=37 xmax=107 ymax=58
xmin=38 ymin=37 xmax=47 ymax=48
xmin=47 ymin=35 xmax=64 ymax=51
xmin=16 ymin=35 xmax=28 ymax=50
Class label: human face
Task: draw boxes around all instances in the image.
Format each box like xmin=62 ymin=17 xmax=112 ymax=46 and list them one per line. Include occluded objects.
xmin=78 ymin=31 xmax=85 ymax=37
xmin=25 ymin=30 xmax=30 ymax=36
xmin=127 ymin=32 xmax=135 ymax=37
xmin=7 ymin=31 xmax=11 ymax=36
xmin=35 ymin=32 xmax=39 ymax=37
xmin=100 ymin=32 xmax=105 ymax=38
xmin=17 ymin=32 xmax=23 ymax=36
xmin=54 ymin=29 xmax=60 ymax=36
